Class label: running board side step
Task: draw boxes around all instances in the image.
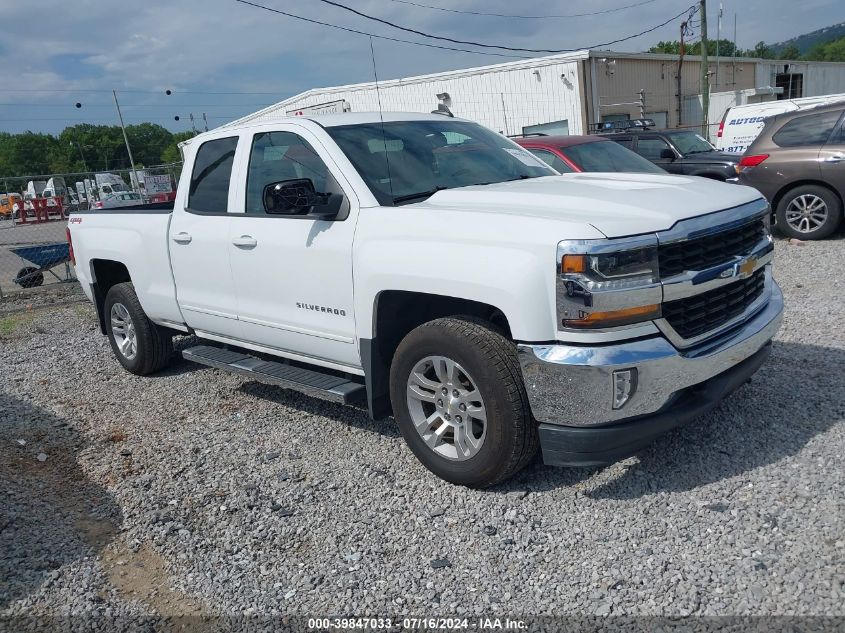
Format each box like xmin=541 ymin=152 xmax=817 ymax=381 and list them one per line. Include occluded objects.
xmin=182 ymin=345 xmax=366 ymax=405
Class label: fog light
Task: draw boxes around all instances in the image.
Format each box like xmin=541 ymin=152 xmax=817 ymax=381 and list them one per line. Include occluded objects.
xmin=612 ymin=368 xmax=637 ymax=410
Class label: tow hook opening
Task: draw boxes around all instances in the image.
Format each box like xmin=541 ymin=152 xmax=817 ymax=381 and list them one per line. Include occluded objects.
xmin=612 ymin=368 xmax=638 ymax=410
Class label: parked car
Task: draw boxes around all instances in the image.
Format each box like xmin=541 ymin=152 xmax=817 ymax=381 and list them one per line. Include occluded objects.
xmin=737 ymin=102 xmax=845 ymax=240
xmin=601 ymin=126 xmax=740 ymax=181
xmin=513 ymin=134 xmax=665 ymax=174
xmin=68 ymin=112 xmax=782 ymax=488
xmin=92 ymin=192 xmax=143 ymax=209
xmin=0 ymin=192 xmax=22 ymax=218
xmin=716 ymin=93 xmax=845 ymax=154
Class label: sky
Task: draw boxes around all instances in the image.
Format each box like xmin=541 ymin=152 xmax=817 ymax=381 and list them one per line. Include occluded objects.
xmin=0 ymin=0 xmax=841 ymax=135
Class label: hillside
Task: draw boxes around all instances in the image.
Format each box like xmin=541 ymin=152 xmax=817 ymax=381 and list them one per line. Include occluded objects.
xmin=770 ymin=22 xmax=845 ymax=56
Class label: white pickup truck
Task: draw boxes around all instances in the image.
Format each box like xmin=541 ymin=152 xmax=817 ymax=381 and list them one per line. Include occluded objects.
xmin=68 ymin=112 xmax=783 ymax=487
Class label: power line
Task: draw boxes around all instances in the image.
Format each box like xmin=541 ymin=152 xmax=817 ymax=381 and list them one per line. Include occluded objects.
xmin=385 ymin=0 xmax=659 ymax=19
xmin=233 ymin=0 xmax=530 ymax=58
xmin=315 ymin=0 xmax=697 ymax=53
xmin=0 ymin=89 xmax=288 ymax=95
xmin=0 ymin=103 xmax=274 ymax=108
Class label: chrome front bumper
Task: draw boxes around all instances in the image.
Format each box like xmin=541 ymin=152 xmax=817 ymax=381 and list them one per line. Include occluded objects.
xmin=517 ymin=280 xmax=783 ymax=427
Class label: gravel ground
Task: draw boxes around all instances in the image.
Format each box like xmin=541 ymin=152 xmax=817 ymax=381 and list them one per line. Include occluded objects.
xmin=0 ymin=238 xmax=843 ymax=630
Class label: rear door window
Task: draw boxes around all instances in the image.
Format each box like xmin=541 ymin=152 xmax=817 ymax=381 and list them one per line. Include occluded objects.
xmin=772 ymin=110 xmax=843 ymax=147
xmin=635 ymin=137 xmax=673 ymax=161
xmin=188 ymin=136 xmax=238 ymax=213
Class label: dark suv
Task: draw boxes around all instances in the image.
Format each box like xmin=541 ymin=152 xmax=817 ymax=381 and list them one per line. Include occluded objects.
xmin=600 ymin=126 xmax=740 ymax=181
xmin=737 ymin=101 xmax=845 ymax=240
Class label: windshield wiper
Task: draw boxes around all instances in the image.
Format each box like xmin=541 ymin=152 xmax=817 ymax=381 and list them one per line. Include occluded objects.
xmin=393 ymin=186 xmax=449 ymax=204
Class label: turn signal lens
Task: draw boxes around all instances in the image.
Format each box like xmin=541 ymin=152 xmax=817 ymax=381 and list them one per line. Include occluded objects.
xmin=563 ymin=303 xmax=661 ymax=329
xmin=561 ymin=254 xmax=587 ymax=273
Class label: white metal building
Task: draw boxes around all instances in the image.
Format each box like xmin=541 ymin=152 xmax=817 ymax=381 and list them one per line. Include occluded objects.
xmin=227 ymin=50 xmax=845 ymax=138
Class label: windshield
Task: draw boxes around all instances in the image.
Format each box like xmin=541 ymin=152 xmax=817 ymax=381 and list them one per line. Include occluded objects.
xmin=564 ymin=140 xmax=665 ymax=174
xmin=665 ymin=131 xmax=715 ymax=155
xmin=326 ymin=120 xmax=555 ymax=205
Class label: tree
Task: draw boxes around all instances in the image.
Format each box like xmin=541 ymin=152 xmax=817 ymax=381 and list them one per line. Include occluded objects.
xmin=648 ymin=38 xmax=736 ymax=57
xmin=804 ymin=36 xmax=845 ymax=62
xmin=160 ymin=131 xmax=196 ymax=164
xmin=780 ymin=43 xmax=801 ymax=60
xmin=749 ymin=41 xmax=774 ymax=59
xmin=125 ymin=123 xmax=173 ymax=166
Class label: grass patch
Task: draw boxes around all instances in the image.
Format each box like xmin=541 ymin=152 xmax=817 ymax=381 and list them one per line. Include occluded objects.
xmin=0 ymin=312 xmax=36 ymax=339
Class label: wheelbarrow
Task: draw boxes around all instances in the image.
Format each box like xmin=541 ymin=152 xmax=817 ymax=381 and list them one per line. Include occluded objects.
xmin=10 ymin=242 xmax=73 ymax=288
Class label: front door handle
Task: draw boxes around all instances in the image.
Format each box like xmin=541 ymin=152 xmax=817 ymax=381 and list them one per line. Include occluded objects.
xmin=232 ymin=235 xmax=258 ymax=248
xmin=172 ymin=232 xmax=192 ymax=244
xmin=825 ymin=154 xmax=844 ymax=163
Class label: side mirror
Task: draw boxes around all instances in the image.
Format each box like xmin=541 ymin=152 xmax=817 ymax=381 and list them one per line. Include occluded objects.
xmin=262 ymin=178 xmax=344 ymax=219
xmin=659 ymin=148 xmax=676 ymax=161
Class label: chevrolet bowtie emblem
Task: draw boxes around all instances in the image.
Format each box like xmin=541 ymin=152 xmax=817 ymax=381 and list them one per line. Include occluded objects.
xmin=737 ymin=256 xmax=757 ymax=277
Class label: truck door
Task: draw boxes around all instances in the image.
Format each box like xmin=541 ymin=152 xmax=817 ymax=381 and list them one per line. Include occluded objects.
xmin=169 ymin=135 xmax=242 ymax=339
xmin=227 ymin=127 xmax=360 ymax=370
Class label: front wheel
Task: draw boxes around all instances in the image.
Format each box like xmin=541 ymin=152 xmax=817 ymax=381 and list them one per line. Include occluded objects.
xmin=104 ymin=282 xmax=173 ymax=375
xmin=389 ymin=317 xmax=538 ymax=488
xmin=776 ymin=185 xmax=842 ymax=240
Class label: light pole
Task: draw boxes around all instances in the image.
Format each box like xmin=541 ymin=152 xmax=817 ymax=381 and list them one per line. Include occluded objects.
xmin=111 ymin=90 xmax=142 ymax=195
xmin=70 ymin=139 xmax=89 ymax=172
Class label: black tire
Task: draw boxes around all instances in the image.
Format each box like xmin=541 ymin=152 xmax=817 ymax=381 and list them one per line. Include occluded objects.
xmin=775 ymin=185 xmax=842 ymax=240
xmin=16 ymin=266 xmax=44 ymax=288
xmin=389 ymin=316 xmax=538 ymax=488
xmin=104 ymin=282 xmax=173 ymax=375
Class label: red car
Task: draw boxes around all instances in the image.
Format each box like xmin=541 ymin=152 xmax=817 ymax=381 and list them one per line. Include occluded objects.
xmin=514 ymin=134 xmax=665 ymax=174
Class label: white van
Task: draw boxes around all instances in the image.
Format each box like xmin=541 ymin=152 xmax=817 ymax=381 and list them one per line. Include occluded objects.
xmin=716 ymin=93 xmax=845 ymax=154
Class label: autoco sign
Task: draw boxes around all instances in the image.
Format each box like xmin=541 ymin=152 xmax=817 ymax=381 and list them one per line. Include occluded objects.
xmin=145 ymin=174 xmax=172 ymax=194
xmin=286 ymin=99 xmax=350 ymax=117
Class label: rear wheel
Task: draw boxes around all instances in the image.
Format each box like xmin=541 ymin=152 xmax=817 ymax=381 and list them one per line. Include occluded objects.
xmin=776 ymin=185 xmax=842 ymax=240
xmin=16 ymin=266 xmax=44 ymax=288
xmin=104 ymin=282 xmax=173 ymax=375
xmin=390 ymin=317 xmax=538 ymax=488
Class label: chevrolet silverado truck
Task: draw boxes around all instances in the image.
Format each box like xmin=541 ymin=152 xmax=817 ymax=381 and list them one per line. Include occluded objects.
xmin=67 ymin=112 xmax=783 ymax=488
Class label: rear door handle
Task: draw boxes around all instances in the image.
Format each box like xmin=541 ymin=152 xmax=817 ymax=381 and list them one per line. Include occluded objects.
xmin=825 ymin=154 xmax=844 ymax=163
xmin=232 ymin=235 xmax=258 ymax=248
xmin=172 ymin=232 xmax=192 ymax=244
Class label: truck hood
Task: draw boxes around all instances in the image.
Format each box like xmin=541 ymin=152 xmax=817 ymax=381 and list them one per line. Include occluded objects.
xmin=413 ymin=173 xmax=762 ymax=238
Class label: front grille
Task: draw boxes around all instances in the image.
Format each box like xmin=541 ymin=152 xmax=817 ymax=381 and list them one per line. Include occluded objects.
xmin=659 ymin=219 xmax=766 ymax=278
xmin=663 ymin=268 xmax=766 ymax=340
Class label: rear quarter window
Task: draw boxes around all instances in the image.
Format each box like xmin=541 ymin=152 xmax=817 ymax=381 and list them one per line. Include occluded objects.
xmin=772 ymin=110 xmax=843 ymax=147
xmin=188 ymin=136 xmax=238 ymax=212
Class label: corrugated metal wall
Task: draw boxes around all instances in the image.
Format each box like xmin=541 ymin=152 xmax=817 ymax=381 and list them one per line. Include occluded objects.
xmin=239 ymin=58 xmax=585 ymax=135
xmin=593 ymin=57 xmax=757 ymax=128
xmin=231 ymin=52 xmax=844 ymax=135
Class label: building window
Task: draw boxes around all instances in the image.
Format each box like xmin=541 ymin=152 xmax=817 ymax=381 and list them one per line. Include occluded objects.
xmin=775 ymin=73 xmax=803 ymax=99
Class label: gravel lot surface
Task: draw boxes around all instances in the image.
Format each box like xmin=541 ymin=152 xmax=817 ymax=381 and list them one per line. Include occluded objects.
xmin=1 ymin=238 xmax=843 ymax=630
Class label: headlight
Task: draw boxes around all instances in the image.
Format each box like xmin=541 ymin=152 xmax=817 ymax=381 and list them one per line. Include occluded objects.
xmin=558 ymin=239 xmax=661 ymax=329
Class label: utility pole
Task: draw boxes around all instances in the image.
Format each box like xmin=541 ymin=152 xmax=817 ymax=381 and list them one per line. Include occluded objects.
xmin=732 ymin=13 xmax=738 ymax=87
xmin=715 ymin=2 xmax=723 ymax=91
xmin=112 ymin=90 xmax=141 ymax=195
xmin=677 ymin=20 xmax=686 ymax=127
xmin=699 ymin=0 xmax=710 ymax=139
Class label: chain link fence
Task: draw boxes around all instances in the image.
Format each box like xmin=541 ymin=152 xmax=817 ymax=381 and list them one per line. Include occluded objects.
xmin=0 ymin=163 xmax=181 ymax=303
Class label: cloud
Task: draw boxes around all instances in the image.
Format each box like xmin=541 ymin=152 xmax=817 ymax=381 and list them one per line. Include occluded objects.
xmin=0 ymin=0 xmax=839 ymax=134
